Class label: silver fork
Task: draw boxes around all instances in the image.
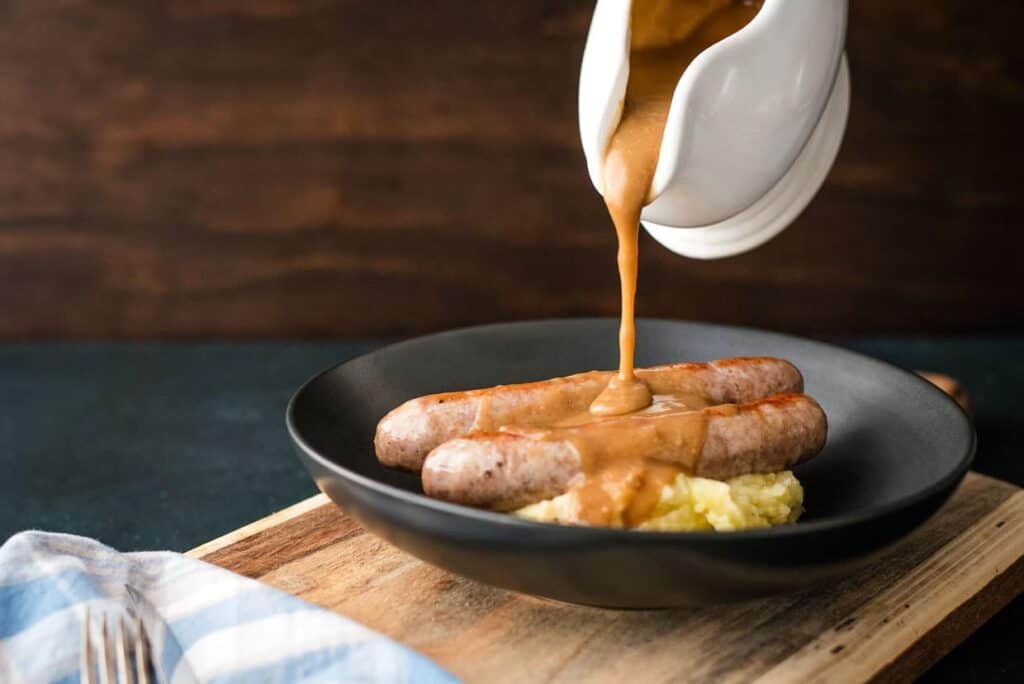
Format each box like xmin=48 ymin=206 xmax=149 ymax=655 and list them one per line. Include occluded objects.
xmin=80 ymin=606 xmax=152 ymax=684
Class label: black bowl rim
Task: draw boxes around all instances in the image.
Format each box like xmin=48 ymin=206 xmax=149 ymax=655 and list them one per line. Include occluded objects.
xmin=286 ymin=317 xmax=976 ymax=543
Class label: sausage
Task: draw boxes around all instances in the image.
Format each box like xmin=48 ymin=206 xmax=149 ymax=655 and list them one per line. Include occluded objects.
xmin=421 ymin=394 xmax=827 ymax=511
xmin=375 ymin=357 xmax=804 ymax=470
xmin=420 ymin=435 xmax=582 ymax=513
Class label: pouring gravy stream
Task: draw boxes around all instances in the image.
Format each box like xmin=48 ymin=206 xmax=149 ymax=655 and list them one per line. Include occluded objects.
xmin=591 ymin=0 xmax=763 ymax=418
xmin=480 ymin=0 xmax=764 ymax=526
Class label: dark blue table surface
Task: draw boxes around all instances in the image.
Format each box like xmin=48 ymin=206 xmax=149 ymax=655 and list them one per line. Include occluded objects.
xmin=1 ymin=337 xmax=1021 ymax=681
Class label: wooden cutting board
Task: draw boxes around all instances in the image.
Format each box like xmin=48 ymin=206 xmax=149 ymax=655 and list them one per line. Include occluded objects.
xmin=189 ymin=472 xmax=1024 ymax=683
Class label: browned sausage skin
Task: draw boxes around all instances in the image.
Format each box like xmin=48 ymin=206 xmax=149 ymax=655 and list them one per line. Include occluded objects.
xmin=375 ymin=357 xmax=803 ymax=470
xmin=421 ymin=394 xmax=827 ymax=511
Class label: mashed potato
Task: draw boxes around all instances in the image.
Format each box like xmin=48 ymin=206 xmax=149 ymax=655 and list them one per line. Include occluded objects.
xmin=514 ymin=471 xmax=803 ymax=532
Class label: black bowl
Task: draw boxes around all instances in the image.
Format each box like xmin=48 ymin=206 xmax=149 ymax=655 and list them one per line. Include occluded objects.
xmin=287 ymin=319 xmax=974 ymax=608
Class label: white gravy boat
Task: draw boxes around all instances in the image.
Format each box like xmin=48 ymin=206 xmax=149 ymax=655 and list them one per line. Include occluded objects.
xmin=579 ymin=0 xmax=849 ymax=259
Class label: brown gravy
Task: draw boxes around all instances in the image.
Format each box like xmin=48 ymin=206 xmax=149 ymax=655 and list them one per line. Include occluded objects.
xmin=474 ymin=1 xmax=762 ymax=526
xmin=557 ymin=0 xmax=760 ymax=525
xmin=590 ymin=0 xmax=762 ymax=419
xmin=504 ymin=393 xmax=715 ymax=525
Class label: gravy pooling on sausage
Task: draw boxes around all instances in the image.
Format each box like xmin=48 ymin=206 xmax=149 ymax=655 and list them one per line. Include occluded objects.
xmin=508 ymin=396 xmax=714 ymax=525
xmin=420 ymin=394 xmax=827 ymax=522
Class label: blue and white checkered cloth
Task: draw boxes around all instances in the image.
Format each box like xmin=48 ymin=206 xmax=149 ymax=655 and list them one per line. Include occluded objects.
xmin=0 ymin=532 xmax=459 ymax=683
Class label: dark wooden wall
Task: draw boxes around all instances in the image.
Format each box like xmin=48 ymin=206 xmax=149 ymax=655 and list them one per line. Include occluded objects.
xmin=0 ymin=0 xmax=1021 ymax=338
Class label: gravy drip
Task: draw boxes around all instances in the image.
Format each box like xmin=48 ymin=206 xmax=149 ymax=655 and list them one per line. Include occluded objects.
xmin=505 ymin=393 xmax=716 ymax=525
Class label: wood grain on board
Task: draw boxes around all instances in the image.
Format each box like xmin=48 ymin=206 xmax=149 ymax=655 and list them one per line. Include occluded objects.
xmin=1 ymin=0 xmax=1022 ymax=338
xmin=193 ymin=472 xmax=1024 ymax=683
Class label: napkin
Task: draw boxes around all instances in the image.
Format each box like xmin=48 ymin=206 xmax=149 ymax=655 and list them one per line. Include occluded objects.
xmin=0 ymin=531 xmax=458 ymax=683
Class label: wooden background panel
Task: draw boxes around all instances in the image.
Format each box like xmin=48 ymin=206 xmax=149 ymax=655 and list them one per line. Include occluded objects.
xmin=0 ymin=0 xmax=1021 ymax=338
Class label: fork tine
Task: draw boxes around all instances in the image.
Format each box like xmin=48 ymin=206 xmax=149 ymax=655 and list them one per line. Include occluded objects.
xmin=115 ymin=616 xmax=131 ymax=684
xmin=133 ymin=614 xmax=151 ymax=684
xmin=81 ymin=606 xmax=94 ymax=684
xmin=97 ymin=616 xmax=112 ymax=684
